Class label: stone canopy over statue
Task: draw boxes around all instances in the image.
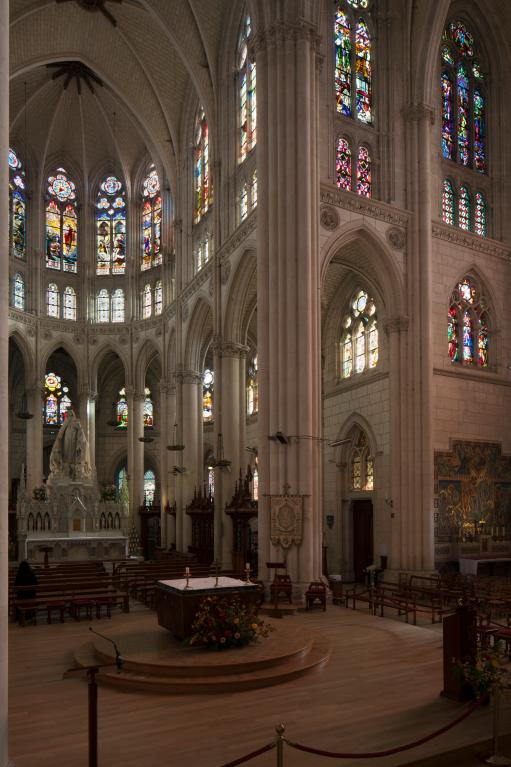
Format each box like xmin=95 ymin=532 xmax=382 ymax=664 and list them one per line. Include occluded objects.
xmin=48 ymin=412 xmax=92 ymax=483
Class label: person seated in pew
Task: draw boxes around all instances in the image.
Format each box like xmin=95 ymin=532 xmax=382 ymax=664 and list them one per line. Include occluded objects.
xmin=14 ymin=560 xmax=38 ymax=600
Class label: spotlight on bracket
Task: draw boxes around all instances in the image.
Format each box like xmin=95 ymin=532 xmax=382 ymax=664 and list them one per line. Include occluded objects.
xmin=327 ymin=438 xmax=353 ymax=448
xmin=268 ymin=431 xmax=289 ymax=445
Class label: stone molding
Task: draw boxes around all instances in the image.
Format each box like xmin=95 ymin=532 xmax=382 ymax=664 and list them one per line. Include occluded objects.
xmin=402 ymin=103 xmax=435 ymax=125
xmin=181 ymin=259 xmax=214 ymax=303
xmin=432 ymin=223 xmax=511 ymax=262
xmin=9 ymin=308 xmax=37 ymax=326
xmin=252 ymin=18 xmax=321 ymax=55
xmin=320 ymin=183 xmax=409 ymax=227
xmin=211 ymin=339 xmax=249 ymax=359
xmin=124 ymin=385 xmax=135 ymax=397
xmin=217 ymin=210 xmax=257 ymax=263
xmin=320 ymin=204 xmax=339 ymax=231
xmin=386 ymin=226 xmax=406 ymax=250
xmin=433 ymin=366 xmax=511 ymax=388
xmin=383 ymin=315 xmax=409 ymax=334
xmin=133 ymin=392 xmax=146 ymax=403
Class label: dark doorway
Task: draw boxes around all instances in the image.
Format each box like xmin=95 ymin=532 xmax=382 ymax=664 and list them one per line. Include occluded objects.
xmin=352 ymin=499 xmax=373 ymax=582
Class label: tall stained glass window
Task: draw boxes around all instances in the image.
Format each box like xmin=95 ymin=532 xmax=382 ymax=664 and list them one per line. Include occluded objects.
xmin=194 ymin=106 xmax=210 ymax=223
xmin=194 ymin=233 xmax=210 ymax=274
xmin=13 ymin=273 xmax=25 ymax=310
xmin=442 ymin=179 xmax=455 ymax=225
xmin=96 ymin=288 xmax=110 ymax=323
xmin=246 ymin=355 xmax=258 ymax=415
xmin=336 ymin=138 xmax=371 ymax=196
xmin=44 ymin=372 xmax=72 ymax=425
xmin=144 ymin=387 xmax=153 ymax=427
xmin=474 ymin=192 xmax=486 ymax=237
xmin=141 ymin=167 xmax=162 ymax=271
xmin=356 ymin=146 xmax=371 ymax=197
xmin=202 ymin=368 xmax=214 ymax=422
xmin=46 ymin=168 xmax=78 ymax=272
xmin=154 ymin=280 xmax=163 ymax=315
xmin=441 ymin=21 xmax=486 ymax=172
xmin=335 ymin=2 xmax=372 ymax=124
xmin=458 ymin=185 xmax=470 ymax=230
xmin=117 ymin=388 xmax=128 ymax=428
xmin=63 ymin=286 xmax=76 ymax=321
xmin=350 ymin=429 xmax=374 ymax=491
xmin=144 ymin=469 xmax=156 ymax=506
xmin=336 ymin=138 xmax=352 ymax=190
xmin=340 ymin=288 xmax=377 ymax=379
xmin=238 ymin=15 xmax=256 ymax=163
xmin=112 ymin=288 xmax=125 ymax=323
xmin=142 ymin=284 xmax=152 ymax=319
xmin=9 ymin=148 xmax=26 ymax=260
xmin=96 ymin=175 xmax=126 ymax=275
xmin=47 ymin=283 xmax=60 ymax=318
xmin=442 ymin=180 xmax=487 ymax=236
xmin=448 ymin=276 xmax=488 ymax=368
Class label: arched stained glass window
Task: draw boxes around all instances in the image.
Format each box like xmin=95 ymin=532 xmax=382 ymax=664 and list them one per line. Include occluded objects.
xmin=9 ymin=148 xmax=26 ymax=260
xmin=336 ymin=138 xmax=352 ymax=190
xmin=458 ymin=185 xmax=470 ymax=230
xmin=154 ymin=280 xmax=163 ymax=315
xmin=142 ymin=167 xmax=162 ymax=271
xmin=96 ymin=175 xmax=126 ymax=275
xmin=340 ymin=289 xmax=377 ymax=379
xmin=47 ymin=283 xmax=60 ymax=318
xmin=252 ymin=458 xmax=259 ymax=501
xmin=448 ymin=276 xmax=488 ymax=368
xmin=246 ymin=355 xmax=258 ymax=415
xmin=442 ymin=179 xmax=455 ymax=225
xmin=117 ymin=388 xmax=128 ymax=429
xmin=441 ymin=21 xmax=486 ymax=172
xmin=144 ymin=469 xmax=156 ymax=506
xmin=46 ymin=168 xmax=77 ymax=272
xmin=194 ymin=233 xmax=210 ymax=274
xmin=203 ymin=368 xmax=214 ymax=422
xmin=142 ymin=283 xmax=152 ymax=319
xmin=474 ymin=192 xmax=486 ymax=237
xmin=238 ymin=15 xmax=256 ymax=163
xmin=251 ymin=170 xmax=257 ymax=208
xmin=111 ymin=288 xmax=125 ymax=323
xmin=356 ymin=145 xmax=371 ymax=197
xmin=144 ymin=387 xmax=153 ymax=428
xmin=349 ymin=430 xmax=374 ymax=490
xmin=44 ymin=372 xmax=72 ymax=425
xmin=13 ymin=272 xmax=25 ymax=310
xmin=63 ymin=286 xmax=76 ymax=321
xmin=335 ymin=3 xmax=372 ymax=124
xmin=96 ymin=288 xmax=110 ymax=323
xmin=240 ymin=181 xmax=249 ymax=222
xmin=194 ymin=106 xmax=210 ymax=224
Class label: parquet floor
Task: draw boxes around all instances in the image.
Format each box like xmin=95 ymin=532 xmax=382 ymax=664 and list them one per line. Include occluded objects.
xmin=8 ymin=603 xmax=511 ymax=767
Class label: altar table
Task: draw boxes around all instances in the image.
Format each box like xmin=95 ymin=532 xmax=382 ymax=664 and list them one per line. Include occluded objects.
xmin=459 ymin=555 xmax=511 ymax=576
xmin=155 ymin=577 xmax=260 ymax=639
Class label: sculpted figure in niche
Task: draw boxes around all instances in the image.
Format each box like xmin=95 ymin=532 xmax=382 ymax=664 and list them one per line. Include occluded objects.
xmin=49 ymin=411 xmax=92 ymax=481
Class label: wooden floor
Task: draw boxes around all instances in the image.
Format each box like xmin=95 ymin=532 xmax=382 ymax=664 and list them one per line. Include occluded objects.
xmin=9 ymin=603 xmax=511 ymax=767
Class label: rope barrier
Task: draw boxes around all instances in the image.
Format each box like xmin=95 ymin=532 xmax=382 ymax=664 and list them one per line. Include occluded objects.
xmin=218 ymin=741 xmax=275 ymax=767
xmin=284 ymin=696 xmax=485 ymax=760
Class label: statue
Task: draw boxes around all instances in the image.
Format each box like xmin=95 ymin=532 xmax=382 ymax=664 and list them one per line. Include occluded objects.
xmin=48 ymin=412 xmax=92 ymax=482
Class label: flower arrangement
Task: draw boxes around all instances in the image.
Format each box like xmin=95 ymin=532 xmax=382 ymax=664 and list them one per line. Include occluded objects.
xmin=33 ymin=485 xmax=47 ymax=501
xmin=455 ymin=642 xmax=508 ymax=699
xmin=187 ymin=596 xmax=274 ymax=650
xmin=101 ymin=484 xmax=118 ymax=502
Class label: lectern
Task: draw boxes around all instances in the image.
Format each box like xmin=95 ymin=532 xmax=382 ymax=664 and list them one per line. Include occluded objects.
xmin=442 ymin=605 xmax=477 ymax=700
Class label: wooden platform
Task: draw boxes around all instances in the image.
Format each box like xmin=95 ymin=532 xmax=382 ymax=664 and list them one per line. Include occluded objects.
xmin=8 ymin=603 xmax=511 ymax=767
xmin=73 ymin=616 xmax=330 ymax=693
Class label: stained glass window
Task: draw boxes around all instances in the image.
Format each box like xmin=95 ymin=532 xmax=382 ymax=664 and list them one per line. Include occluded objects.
xmin=195 ymin=234 xmax=210 ymax=273
xmin=240 ymin=181 xmax=248 ymax=222
xmin=46 ymin=168 xmax=77 ymax=272
xmin=238 ymin=15 xmax=256 ymax=163
xmin=207 ymin=463 xmax=215 ymax=498
xmin=9 ymin=148 xmax=26 ymax=260
xmin=350 ymin=430 xmax=374 ymax=490
xmin=112 ymin=288 xmax=125 ymax=323
xmin=11 ymin=272 xmax=24 ymax=310
xmin=44 ymin=372 xmax=72 ymax=425
xmin=251 ymin=170 xmax=257 ymax=208
xmin=154 ymin=280 xmax=163 ymax=315
xmin=117 ymin=388 xmax=128 ymax=429
xmin=441 ymin=21 xmax=486 ymax=172
xmin=141 ymin=167 xmax=162 ymax=271
xmin=252 ymin=459 xmax=259 ymax=501
xmin=194 ymin=107 xmax=210 ymax=224
xmin=144 ymin=469 xmax=156 ymax=506
xmin=142 ymin=284 xmax=152 ymax=319
xmin=144 ymin=387 xmax=154 ymax=427
xmin=365 ymin=457 xmax=374 ymax=490
xmin=340 ymin=289 xmax=377 ymax=379
xmin=96 ymin=175 xmax=126 ymax=275
xmin=458 ymin=185 xmax=470 ymax=230
xmin=47 ymin=283 xmax=60 ymax=318
xmin=246 ymin=355 xmax=258 ymax=415
xmin=335 ymin=4 xmax=372 ymax=124
xmin=448 ymin=276 xmax=489 ymax=368
xmin=63 ymin=286 xmax=76 ymax=321
xmin=336 ymin=138 xmax=352 ymax=190
xmin=351 ymin=454 xmax=362 ymax=489
xmin=96 ymin=288 xmax=110 ymax=323
xmin=356 ymin=146 xmax=371 ymax=197
xmin=442 ymin=179 xmax=455 ymax=225
xmin=474 ymin=192 xmax=486 ymax=237
xmin=203 ymin=368 xmax=214 ymax=422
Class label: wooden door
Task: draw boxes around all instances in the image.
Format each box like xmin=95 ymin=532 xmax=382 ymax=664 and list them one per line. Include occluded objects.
xmin=352 ymin=500 xmax=373 ymax=582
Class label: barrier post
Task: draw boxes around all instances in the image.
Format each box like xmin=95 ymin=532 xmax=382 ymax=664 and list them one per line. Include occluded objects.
xmin=485 ymin=683 xmax=511 ymax=766
xmin=275 ymin=723 xmax=286 ymax=767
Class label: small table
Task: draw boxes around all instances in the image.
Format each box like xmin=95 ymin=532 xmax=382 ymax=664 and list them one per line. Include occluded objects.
xmin=155 ymin=577 xmax=260 ymax=639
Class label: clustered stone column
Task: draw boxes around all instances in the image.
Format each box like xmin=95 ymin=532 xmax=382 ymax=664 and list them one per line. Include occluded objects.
xmin=26 ymin=383 xmax=43 ymax=490
xmin=175 ymin=370 xmax=202 ymax=552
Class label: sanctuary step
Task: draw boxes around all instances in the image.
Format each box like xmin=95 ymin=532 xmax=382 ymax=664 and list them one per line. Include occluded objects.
xmin=259 ymin=602 xmax=298 ymax=618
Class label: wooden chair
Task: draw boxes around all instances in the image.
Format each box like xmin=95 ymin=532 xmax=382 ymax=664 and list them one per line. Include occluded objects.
xmin=305 ymin=582 xmax=326 ymax=611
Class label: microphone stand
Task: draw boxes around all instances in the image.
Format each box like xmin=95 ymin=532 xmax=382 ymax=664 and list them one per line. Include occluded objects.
xmin=64 ymin=628 xmax=123 ymax=767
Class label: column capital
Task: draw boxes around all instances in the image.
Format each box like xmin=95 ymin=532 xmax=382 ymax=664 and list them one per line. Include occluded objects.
xmin=252 ymin=18 xmax=321 ymax=55
xmin=383 ymin=315 xmax=409 ymax=335
xmin=124 ymin=384 xmax=135 ymax=397
xmin=402 ymin=103 xmax=435 ymax=125
xmin=133 ymin=391 xmax=146 ymax=403
xmin=175 ymin=369 xmax=202 ymax=385
xmin=211 ymin=339 xmax=249 ymax=359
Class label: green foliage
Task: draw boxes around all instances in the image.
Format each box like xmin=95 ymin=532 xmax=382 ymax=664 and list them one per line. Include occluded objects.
xmin=186 ymin=596 xmax=274 ymax=650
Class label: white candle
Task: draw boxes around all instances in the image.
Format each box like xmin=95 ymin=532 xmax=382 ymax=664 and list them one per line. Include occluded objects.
xmin=185 ymin=566 xmax=190 ymax=575
xmin=245 ymin=562 xmax=250 ymax=570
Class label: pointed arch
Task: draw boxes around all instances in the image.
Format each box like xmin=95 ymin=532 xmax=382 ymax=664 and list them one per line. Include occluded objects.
xmin=135 ymin=339 xmax=162 ymax=393
xmin=223 ymin=249 xmax=257 ymax=345
xmin=333 ymin=412 xmax=379 ymax=466
xmin=8 ymin=330 xmax=35 ymax=387
xmin=89 ymin=344 xmax=129 ymax=392
xmin=184 ymin=297 xmax=214 ymax=372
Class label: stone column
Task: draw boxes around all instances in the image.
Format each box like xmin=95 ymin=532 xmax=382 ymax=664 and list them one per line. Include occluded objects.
xmin=254 ymin=13 xmax=323 ymax=593
xmin=26 ymin=384 xmax=43 ymax=491
xmin=79 ymin=384 xmax=96 ymax=471
xmin=1 ymin=1 xmax=10 ymax=763
xmin=176 ymin=371 xmax=201 ymax=552
xmin=159 ymin=381 xmax=169 ymax=546
xmin=165 ymin=384 xmax=177 ymax=547
xmin=132 ymin=391 xmax=145 ymax=519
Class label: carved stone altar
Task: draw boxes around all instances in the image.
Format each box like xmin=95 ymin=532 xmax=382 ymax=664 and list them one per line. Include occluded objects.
xmin=17 ymin=414 xmax=129 ymax=561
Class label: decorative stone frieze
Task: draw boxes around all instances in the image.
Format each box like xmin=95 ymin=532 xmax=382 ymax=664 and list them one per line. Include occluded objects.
xmin=432 ymin=223 xmax=511 ymax=262
xmin=320 ymin=184 xmax=409 ymax=227
xmin=210 ymin=340 xmax=248 ymax=359
xmin=386 ymin=226 xmax=406 ymax=250
xmin=320 ymin=205 xmax=339 ymax=231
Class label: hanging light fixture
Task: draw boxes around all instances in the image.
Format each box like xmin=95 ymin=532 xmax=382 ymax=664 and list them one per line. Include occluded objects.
xmin=107 ymin=400 xmax=118 ymax=427
xmin=16 ymin=391 xmax=34 ymax=420
xmin=210 ymin=432 xmax=231 ymax=470
xmin=167 ymin=422 xmax=185 ymax=451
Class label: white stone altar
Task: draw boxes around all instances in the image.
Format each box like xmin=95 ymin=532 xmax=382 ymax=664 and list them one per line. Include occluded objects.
xmin=17 ymin=414 xmax=129 ymax=561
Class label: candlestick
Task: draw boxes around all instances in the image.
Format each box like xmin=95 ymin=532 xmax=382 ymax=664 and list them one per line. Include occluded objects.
xmin=214 ymin=559 xmax=220 ymax=587
xmin=184 ymin=567 xmax=190 ymax=589
xmin=244 ymin=563 xmax=251 ymax=584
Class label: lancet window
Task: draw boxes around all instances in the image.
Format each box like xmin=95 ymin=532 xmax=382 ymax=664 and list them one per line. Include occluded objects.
xmin=116 ymin=388 xmax=128 ymax=429
xmin=142 ymin=167 xmax=162 ymax=271
xmin=96 ymin=175 xmax=126 ymax=275
xmin=336 ymin=138 xmax=371 ymax=197
xmin=335 ymin=1 xmax=372 ymax=124
xmin=9 ymin=148 xmax=26 ymax=260
xmin=12 ymin=273 xmax=25 ymax=310
xmin=45 ymin=168 xmax=78 ymax=272
xmin=194 ymin=106 xmax=210 ymax=224
xmin=142 ymin=284 xmax=152 ymax=319
xmin=350 ymin=429 xmax=374 ymax=491
xmin=340 ymin=289 xmax=378 ymax=379
xmin=144 ymin=469 xmax=156 ymax=506
xmin=448 ymin=276 xmax=489 ymax=368
xmin=237 ymin=14 xmax=256 ymax=163
xmin=154 ymin=280 xmax=163 ymax=315
xmin=441 ymin=179 xmax=487 ymax=236
xmin=144 ymin=387 xmax=154 ymax=428
xmin=44 ymin=372 xmax=72 ymax=426
xmin=202 ymin=368 xmax=214 ymax=422
xmin=246 ymin=355 xmax=258 ymax=416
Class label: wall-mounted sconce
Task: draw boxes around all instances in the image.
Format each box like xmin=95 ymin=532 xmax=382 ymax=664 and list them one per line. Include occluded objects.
xmin=326 ymin=515 xmax=335 ymax=529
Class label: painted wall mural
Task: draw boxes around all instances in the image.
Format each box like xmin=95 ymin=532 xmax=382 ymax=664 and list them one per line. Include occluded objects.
xmin=434 ymin=441 xmax=511 ymax=540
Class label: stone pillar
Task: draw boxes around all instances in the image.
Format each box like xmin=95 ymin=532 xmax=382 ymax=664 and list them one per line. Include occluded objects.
xmin=176 ymin=371 xmax=201 ymax=552
xmin=254 ymin=12 xmax=323 ymax=592
xmin=79 ymin=384 xmax=96 ymax=471
xmin=1 ymin=1 xmax=10 ymax=763
xmin=125 ymin=385 xmax=135 ymax=522
xmin=132 ymin=392 xmax=145 ymax=519
xmin=159 ymin=381 xmax=169 ymax=546
xmin=26 ymin=384 xmax=43 ymax=491
xmin=165 ymin=384 xmax=177 ymax=548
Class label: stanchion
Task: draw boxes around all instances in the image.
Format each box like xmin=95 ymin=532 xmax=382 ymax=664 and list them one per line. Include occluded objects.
xmin=485 ymin=683 xmax=511 ymax=766
xmin=275 ymin=724 xmax=285 ymax=767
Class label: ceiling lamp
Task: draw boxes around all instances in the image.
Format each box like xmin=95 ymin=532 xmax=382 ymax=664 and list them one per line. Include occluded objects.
xmin=210 ymin=433 xmax=231 ymax=470
xmin=46 ymin=61 xmax=104 ymax=95
xmin=167 ymin=423 xmax=185 ymax=452
xmin=55 ymin=0 xmax=122 ymax=28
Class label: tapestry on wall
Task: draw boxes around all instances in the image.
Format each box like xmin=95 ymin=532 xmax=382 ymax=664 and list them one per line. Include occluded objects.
xmin=434 ymin=441 xmax=511 ymax=540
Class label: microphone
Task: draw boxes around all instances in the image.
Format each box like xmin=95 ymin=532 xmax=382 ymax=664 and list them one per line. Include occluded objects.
xmin=89 ymin=626 xmax=123 ymax=672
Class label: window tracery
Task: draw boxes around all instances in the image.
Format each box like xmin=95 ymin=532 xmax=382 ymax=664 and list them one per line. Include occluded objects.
xmin=44 ymin=372 xmax=72 ymax=425
xmin=238 ymin=15 xmax=256 ymax=163
xmin=350 ymin=430 xmax=374 ymax=491
xmin=142 ymin=167 xmax=162 ymax=271
xmin=441 ymin=179 xmax=486 ymax=236
xmin=340 ymin=289 xmax=378 ymax=379
xmin=12 ymin=273 xmax=25 ymax=310
xmin=335 ymin=1 xmax=372 ymax=124
xmin=96 ymin=175 xmax=126 ymax=275
xmin=448 ymin=276 xmax=489 ymax=368
xmin=46 ymin=168 xmax=78 ymax=272
xmin=116 ymin=387 xmax=128 ymax=429
xmin=194 ymin=106 xmax=210 ymax=224
xmin=9 ymin=148 xmax=26 ymax=260
xmin=202 ymin=368 xmax=214 ymax=422
xmin=336 ymin=137 xmax=371 ymax=197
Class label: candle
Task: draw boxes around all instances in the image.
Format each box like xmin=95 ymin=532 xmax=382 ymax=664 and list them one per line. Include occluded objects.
xmin=245 ymin=563 xmax=250 ymax=570
xmin=185 ymin=566 xmax=190 ymax=575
